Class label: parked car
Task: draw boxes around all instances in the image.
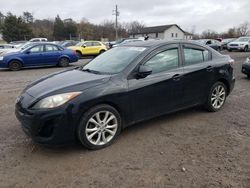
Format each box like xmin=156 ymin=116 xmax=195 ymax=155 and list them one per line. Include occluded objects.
xmin=68 ymin=41 xmax=107 ymax=58
xmin=112 ymin=38 xmax=144 ymax=47
xmin=15 ymin=40 xmax=235 ymax=149
xmin=196 ymin=39 xmax=222 ymax=51
xmin=242 ymin=56 xmax=250 ymax=78
xmin=221 ymin=38 xmax=236 ymax=49
xmin=29 ymin=38 xmax=48 ymax=42
xmin=58 ymin=40 xmax=78 ymax=48
xmin=227 ymin=36 xmax=250 ymax=52
xmin=9 ymin=41 xmax=27 ymax=48
xmin=0 ymin=43 xmax=78 ymax=71
xmin=0 ymin=44 xmax=15 ymax=49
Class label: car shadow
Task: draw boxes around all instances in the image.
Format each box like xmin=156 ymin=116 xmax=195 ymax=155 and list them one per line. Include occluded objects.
xmin=32 ymin=106 xmax=205 ymax=155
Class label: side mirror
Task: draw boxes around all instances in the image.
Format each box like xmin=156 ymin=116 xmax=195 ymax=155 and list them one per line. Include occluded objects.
xmin=25 ymin=50 xmax=31 ymax=54
xmin=82 ymin=45 xmax=86 ymax=48
xmin=137 ymin=65 xmax=152 ymax=78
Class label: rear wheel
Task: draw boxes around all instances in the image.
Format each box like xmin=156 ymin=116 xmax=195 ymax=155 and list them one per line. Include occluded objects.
xmin=58 ymin=57 xmax=69 ymax=67
xmin=76 ymin=51 xmax=82 ymax=59
xmin=9 ymin=60 xmax=22 ymax=71
xmin=205 ymin=82 xmax=227 ymax=112
xmin=77 ymin=104 xmax=122 ymax=150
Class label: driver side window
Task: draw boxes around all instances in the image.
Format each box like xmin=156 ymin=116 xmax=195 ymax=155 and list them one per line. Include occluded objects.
xmin=144 ymin=48 xmax=179 ymax=74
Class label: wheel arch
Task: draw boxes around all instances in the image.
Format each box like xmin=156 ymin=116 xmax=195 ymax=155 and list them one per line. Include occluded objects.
xmin=7 ymin=58 xmax=24 ymax=67
xmin=216 ymin=78 xmax=230 ymax=96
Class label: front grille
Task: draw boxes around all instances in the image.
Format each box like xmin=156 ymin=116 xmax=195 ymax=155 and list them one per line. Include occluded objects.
xmin=230 ymin=44 xmax=238 ymax=46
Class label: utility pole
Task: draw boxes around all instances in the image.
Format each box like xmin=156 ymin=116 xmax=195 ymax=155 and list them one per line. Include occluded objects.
xmin=112 ymin=5 xmax=119 ymax=40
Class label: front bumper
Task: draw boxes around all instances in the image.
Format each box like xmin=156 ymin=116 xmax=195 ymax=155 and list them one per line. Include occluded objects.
xmin=242 ymin=63 xmax=250 ymax=75
xmin=228 ymin=46 xmax=245 ymax=50
xmin=15 ymin=101 xmax=77 ymax=145
xmin=0 ymin=60 xmax=8 ymax=68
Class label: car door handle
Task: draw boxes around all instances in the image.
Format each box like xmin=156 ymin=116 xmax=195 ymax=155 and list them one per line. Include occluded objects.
xmin=172 ymin=74 xmax=182 ymax=81
xmin=206 ymin=66 xmax=213 ymax=72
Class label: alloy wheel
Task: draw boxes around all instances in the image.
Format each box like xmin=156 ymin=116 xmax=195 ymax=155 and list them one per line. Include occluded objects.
xmin=85 ymin=111 xmax=118 ymax=146
xmin=211 ymin=85 xmax=226 ymax=109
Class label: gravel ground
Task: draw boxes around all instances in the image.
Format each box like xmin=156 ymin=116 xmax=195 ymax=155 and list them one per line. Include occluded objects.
xmin=0 ymin=52 xmax=250 ymax=188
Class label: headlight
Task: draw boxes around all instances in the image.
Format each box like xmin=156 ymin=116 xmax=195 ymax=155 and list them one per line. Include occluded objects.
xmin=0 ymin=56 xmax=3 ymax=61
xmin=32 ymin=92 xmax=82 ymax=109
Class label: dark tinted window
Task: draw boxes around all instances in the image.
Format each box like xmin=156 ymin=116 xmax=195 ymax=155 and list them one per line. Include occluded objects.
xmin=45 ymin=44 xmax=59 ymax=52
xmin=144 ymin=48 xmax=179 ymax=74
xmin=184 ymin=48 xmax=209 ymax=65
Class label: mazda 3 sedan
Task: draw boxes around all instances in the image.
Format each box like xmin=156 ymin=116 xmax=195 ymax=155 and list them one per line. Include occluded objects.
xmin=15 ymin=41 xmax=235 ymax=149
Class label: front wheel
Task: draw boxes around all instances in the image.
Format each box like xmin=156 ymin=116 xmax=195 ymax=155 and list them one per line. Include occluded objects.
xmin=244 ymin=46 xmax=248 ymax=52
xmin=9 ymin=60 xmax=22 ymax=71
xmin=205 ymin=82 xmax=227 ymax=112
xmin=77 ymin=104 xmax=122 ymax=150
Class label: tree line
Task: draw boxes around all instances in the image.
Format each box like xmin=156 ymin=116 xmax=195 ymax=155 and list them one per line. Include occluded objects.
xmin=0 ymin=11 xmax=145 ymax=42
xmin=0 ymin=11 xmax=249 ymax=42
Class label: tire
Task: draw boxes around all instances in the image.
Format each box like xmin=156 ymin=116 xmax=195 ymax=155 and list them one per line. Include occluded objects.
xmin=9 ymin=60 xmax=22 ymax=71
xmin=76 ymin=51 xmax=82 ymax=59
xmin=228 ymin=49 xmax=232 ymax=52
xmin=58 ymin=57 xmax=69 ymax=67
xmin=244 ymin=46 xmax=248 ymax=52
xmin=77 ymin=104 xmax=122 ymax=150
xmin=99 ymin=50 xmax=105 ymax=55
xmin=205 ymin=82 xmax=227 ymax=112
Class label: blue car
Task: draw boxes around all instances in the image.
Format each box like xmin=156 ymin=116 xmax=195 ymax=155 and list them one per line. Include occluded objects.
xmin=0 ymin=43 xmax=78 ymax=71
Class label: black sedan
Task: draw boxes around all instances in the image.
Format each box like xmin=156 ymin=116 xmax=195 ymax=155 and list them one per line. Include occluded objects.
xmin=15 ymin=41 xmax=235 ymax=149
xmin=242 ymin=56 xmax=250 ymax=78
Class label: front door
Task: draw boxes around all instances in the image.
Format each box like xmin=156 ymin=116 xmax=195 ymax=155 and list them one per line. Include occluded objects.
xmin=22 ymin=44 xmax=45 ymax=66
xmin=128 ymin=44 xmax=184 ymax=122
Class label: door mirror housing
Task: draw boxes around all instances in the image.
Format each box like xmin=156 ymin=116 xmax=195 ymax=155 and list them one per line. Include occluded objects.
xmin=137 ymin=65 xmax=152 ymax=78
xmin=25 ymin=50 xmax=31 ymax=54
xmin=82 ymin=44 xmax=86 ymax=48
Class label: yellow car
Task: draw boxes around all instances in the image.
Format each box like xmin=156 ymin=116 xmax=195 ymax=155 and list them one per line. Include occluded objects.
xmin=68 ymin=41 xmax=107 ymax=58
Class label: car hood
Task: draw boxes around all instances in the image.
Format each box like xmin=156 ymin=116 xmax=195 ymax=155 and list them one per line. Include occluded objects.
xmin=24 ymin=69 xmax=111 ymax=99
xmin=0 ymin=48 xmax=20 ymax=56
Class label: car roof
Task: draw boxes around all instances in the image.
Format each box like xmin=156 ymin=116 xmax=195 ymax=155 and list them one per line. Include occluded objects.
xmin=121 ymin=40 xmax=204 ymax=48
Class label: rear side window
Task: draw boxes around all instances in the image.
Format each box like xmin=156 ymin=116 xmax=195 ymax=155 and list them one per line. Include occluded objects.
xmin=184 ymin=48 xmax=209 ymax=65
xmin=45 ymin=45 xmax=59 ymax=52
xmin=144 ymin=48 xmax=179 ymax=74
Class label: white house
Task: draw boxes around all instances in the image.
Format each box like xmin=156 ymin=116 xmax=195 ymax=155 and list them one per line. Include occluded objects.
xmin=130 ymin=24 xmax=193 ymax=40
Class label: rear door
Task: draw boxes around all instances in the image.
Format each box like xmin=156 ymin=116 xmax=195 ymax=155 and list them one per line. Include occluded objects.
xmin=44 ymin=44 xmax=61 ymax=65
xmin=128 ymin=44 xmax=184 ymax=121
xmin=181 ymin=44 xmax=214 ymax=106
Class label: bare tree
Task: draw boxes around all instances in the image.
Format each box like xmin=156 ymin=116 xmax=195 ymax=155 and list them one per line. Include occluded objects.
xmin=237 ymin=22 xmax=249 ymax=36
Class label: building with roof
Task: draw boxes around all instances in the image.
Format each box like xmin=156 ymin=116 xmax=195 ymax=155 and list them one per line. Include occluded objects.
xmin=129 ymin=24 xmax=193 ymax=40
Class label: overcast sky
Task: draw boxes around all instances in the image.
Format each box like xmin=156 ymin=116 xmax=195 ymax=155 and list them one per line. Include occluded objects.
xmin=1 ymin=0 xmax=249 ymax=33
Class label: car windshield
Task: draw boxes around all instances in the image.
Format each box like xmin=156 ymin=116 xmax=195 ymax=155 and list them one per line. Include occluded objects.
xmin=83 ymin=47 xmax=146 ymax=74
xmin=236 ymin=37 xmax=250 ymax=42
